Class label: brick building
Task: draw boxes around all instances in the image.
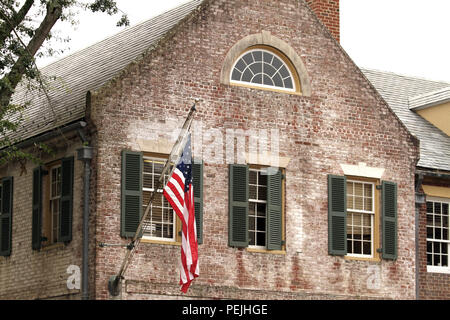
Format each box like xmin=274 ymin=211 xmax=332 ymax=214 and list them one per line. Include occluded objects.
xmin=0 ymin=0 xmax=429 ymax=300
xmin=363 ymin=69 xmax=450 ymax=299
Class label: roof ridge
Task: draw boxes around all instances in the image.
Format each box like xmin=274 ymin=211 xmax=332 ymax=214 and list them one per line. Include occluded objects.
xmin=361 ymin=67 xmax=450 ymax=86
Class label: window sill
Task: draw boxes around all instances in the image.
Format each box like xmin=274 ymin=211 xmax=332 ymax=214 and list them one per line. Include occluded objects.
xmin=140 ymin=238 xmax=181 ymax=246
xmin=40 ymin=242 xmax=65 ymax=251
xmin=230 ymin=82 xmax=303 ymax=96
xmin=344 ymin=255 xmax=380 ymax=263
xmin=427 ymin=265 xmax=450 ymax=274
xmin=246 ymin=247 xmax=286 ymax=255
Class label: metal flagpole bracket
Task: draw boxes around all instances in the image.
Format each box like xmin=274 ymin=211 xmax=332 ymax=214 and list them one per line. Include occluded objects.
xmin=108 ymin=275 xmax=122 ymax=296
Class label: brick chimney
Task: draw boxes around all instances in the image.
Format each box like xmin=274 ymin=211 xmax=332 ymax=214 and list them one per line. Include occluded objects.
xmin=306 ymin=0 xmax=340 ymax=42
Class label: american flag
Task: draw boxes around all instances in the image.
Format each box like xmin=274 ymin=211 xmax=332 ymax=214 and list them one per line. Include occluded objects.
xmin=163 ymin=133 xmax=199 ymax=293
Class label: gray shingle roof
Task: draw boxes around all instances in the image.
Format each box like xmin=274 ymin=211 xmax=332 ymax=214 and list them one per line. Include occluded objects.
xmin=409 ymin=86 xmax=450 ymax=110
xmin=8 ymin=0 xmax=203 ymax=143
xmin=362 ymin=68 xmax=450 ymax=171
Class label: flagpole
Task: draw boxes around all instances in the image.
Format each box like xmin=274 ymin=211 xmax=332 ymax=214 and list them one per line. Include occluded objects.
xmin=108 ymin=100 xmax=198 ymax=296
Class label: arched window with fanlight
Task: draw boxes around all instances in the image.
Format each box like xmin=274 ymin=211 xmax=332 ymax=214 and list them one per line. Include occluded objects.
xmin=221 ymin=32 xmax=311 ymax=96
xmin=230 ymin=46 xmax=299 ymax=93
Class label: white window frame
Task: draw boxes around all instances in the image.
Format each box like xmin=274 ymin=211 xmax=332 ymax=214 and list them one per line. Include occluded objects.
xmin=49 ymin=165 xmax=62 ymax=244
xmin=346 ymin=180 xmax=375 ymax=259
xmin=426 ymin=196 xmax=450 ymax=274
xmin=230 ymin=48 xmax=296 ymax=93
xmin=141 ymin=156 xmax=176 ymax=242
xmin=248 ymin=168 xmax=268 ymax=250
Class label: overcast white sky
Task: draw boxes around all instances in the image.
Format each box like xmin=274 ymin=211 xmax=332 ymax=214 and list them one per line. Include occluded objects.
xmin=38 ymin=0 xmax=450 ymax=83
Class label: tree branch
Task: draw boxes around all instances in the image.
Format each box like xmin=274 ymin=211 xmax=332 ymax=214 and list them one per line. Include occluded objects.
xmin=0 ymin=0 xmax=63 ymax=110
xmin=0 ymin=0 xmax=35 ymax=48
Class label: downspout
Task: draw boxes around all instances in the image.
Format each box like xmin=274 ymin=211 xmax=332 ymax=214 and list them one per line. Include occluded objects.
xmin=414 ymin=172 xmax=425 ymax=300
xmin=77 ymin=132 xmax=93 ymax=300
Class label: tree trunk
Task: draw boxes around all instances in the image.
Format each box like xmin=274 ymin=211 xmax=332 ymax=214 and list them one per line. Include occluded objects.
xmin=0 ymin=0 xmax=62 ymax=111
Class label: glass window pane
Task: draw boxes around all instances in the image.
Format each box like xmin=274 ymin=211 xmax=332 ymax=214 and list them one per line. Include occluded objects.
xmin=231 ymin=68 xmax=242 ymax=81
xmin=364 ymin=184 xmax=372 ymax=197
xmin=257 ymin=203 xmax=266 ymax=217
xmin=263 ymin=74 xmax=273 ymax=86
xmin=257 ymin=232 xmax=266 ymax=246
xmin=426 ymin=202 xmax=434 ymax=213
xmin=272 ymin=73 xmax=283 ymax=87
xmin=279 ymin=65 xmax=290 ymax=79
xmin=427 ymin=227 xmax=434 ymax=239
xmin=283 ymin=77 xmax=293 ymax=89
xmin=363 ymin=241 xmax=371 ymax=255
xmin=249 ymin=185 xmax=257 ymax=200
xmin=427 ymin=253 xmax=432 ymax=265
xmin=252 ymin=51 xmax=262 ymax=62
xmin=257 ymin=217 xmax=266 ymax=231
xmin=435 ymin=202 xmax=441 ymax=214
xmin=272 ymin=56 xmax=282 ymax=69
xmin=235 ymin=59 xmax=246 ymax=72
xmin=242 ymin=53 xmax=254 ymax=65
xmin=263 ymin=52 xmax=273 ymax=63
xmin=252 ymin=74 xmax=263 ymax=84
xmin=249 ymin=216 xmax=255 ymax=231
xmin=242 ymin=69 xmax=253 ymax=82
xmin=354 ymin=241 xmax=362 ymax=254
xmin=263 ymin=63 xmax=277 ymax=77
xmin=443 ymin=203 xmax=448 ymax=215
xmin=249 ymin=231 xmax=255 ymax=246
xmin=442 ymin=255 xmax=448 ymax=267
xmin=258 ymin=186 xmax=267 ymax=201
xmin=249 ymin=62 xmax=262 ymax=76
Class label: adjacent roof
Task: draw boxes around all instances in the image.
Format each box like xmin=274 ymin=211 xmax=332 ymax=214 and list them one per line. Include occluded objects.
xmin=8 ymin=0 xmax=203 ymax=143
xmin=409 ymin=86 xmax=450 ymax=110
xmin=362 ymin=68 xmax=450 ymax=172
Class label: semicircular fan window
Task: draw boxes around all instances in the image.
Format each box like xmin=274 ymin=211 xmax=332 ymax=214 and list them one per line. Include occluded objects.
xmin=230 ymin=48 xmax=295 ymax=92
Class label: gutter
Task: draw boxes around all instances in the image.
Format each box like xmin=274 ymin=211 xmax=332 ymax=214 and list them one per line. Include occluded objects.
xmin=12 ymin=120 xmax=87 ymax=150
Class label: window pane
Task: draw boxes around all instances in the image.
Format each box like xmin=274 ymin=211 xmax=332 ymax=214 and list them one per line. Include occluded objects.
xmin=249 ymin=185 xmax=257 ymax=200
xmin=256 ymin=232 xmax=266 ymax=246
xmin=435 ymin=202 xmax=441 ymax=214
xmin=231 ymin=68 xmax=242 ymax=81
xmin=242 ymin=53 xmax=254 ymax=65
xmin=235 ymin=59 xmax=246 ymax=72
xmin=257 ymin=203 xmax=266 ymax=217
xmin=249 ymin=231 xmax=255 ymax=246
xmin=426 ymin=201 xmax=433 ymax=213
xmin=252 ymin=51 xmax=262 ymax=62
xmin=257 ymin=217 xmax=266 ymax=231
xmin=249 ymin=62 xmax=262 ymax=76
xmin=258 ymin=186 xmax=267 ymax=201
xmin=242 ymin=69 xmax=253 ymax=82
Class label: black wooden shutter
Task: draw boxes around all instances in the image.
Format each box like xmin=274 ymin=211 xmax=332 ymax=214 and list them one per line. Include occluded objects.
xmin=328 ymin=175 xmax=347 ymax=255
xmin=266 ymin=169 xmax=283 ymax=251
xmin=228 ymin=164 xmax=249 ymax=248
xmin=59 ymin=157 xmax=74 ymax=243
xmin=0 ymin=177 xmax=13 ymax=256
xmin=192 ymin=161 xmax=203 ymax=244
xmin=382 ymin=180 xmax=398 ymax=260
xmin=32 ymin=167 xmax=43 ymax=250
xmin=121 ymin=150 xmax=143 ymax=238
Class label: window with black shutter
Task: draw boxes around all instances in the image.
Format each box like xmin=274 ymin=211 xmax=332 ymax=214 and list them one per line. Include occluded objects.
xmin=327 ymin=175 xmax=398 ymax=261
xmin=229 ymin=164 xmax=284 ymax=251
xmin=32 ymin=157 xmax=74 ymax=249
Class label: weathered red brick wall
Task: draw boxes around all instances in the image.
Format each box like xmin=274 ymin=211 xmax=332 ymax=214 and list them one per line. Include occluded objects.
xmin=306 ymin=0 xmax=340 ymax=42
xmin=0 ymin=133 xmax=84 ymax=299
xmin=89 ymin=0 xmax=418 ymax=300
xmin=417 ymin=175 xmax=450 ymax=299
